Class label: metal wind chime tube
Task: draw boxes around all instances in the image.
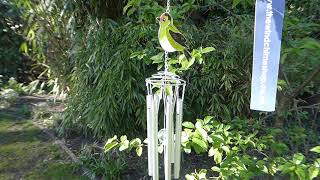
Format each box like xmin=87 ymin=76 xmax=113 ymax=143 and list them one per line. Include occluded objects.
xmin=147 ymin=93 xmax=161 ymax=179
xmin=146 ymin=95 xmax=153 ymax=176
xmin=174 ymin=97 xmax=184 ymax=178
xmin=153 ymin=94 xmax=160 ymax=179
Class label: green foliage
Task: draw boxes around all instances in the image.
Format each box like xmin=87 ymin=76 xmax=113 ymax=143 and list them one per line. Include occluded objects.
xmin=281 ymin=36 xmax=320 ymax=96
xmin=2 ymin=77 xmax=26 ymax=94
xmin=0 ymin=77 xmax=24 ymax=106
xmin=185 ymin=169 xmax=207 ymax=180
xmin=182 ymin=117 xmax=267 ymax=179
xmin=61 ymin=0 xmax=254 ymax=137
xmin=182 ymin=116 xmax=320 ymax=179
xmin=278 ymin=152 xmax=320 ymax=180
xmin=310 ymin=146 xmax=320 ymax=154
xmin=0 ymin=76 xmax=58 ymax=109
xmin=104 ymin=116 xmax=320 ymax=179
xmin=1 ymin=0 xmax=319 ymax=179
xmin=104 ymin=135 xmax=143 ymax=157
xmin=62 ymin=20 xmax=151 ymax=138
xmin=182 ymin=14 xmax=254 ymax=120
xmin=120 ymin=0 xmax=258 ymax=120
xmin=0 ymin=88 xmax=19 ymax=103
xmin=150 ymin=47 xmax=215 ymax=73
xmin=79 ymin=144 xmax=127 ymax=179
xmin=0 ymin=77 xmax=49 ymax=96
xmin=71 ymin=0 xmax=124 ymax=20
xmin=0 ymin=1 xmax=33 ymax=81
xmin=5 ymin=0 xmax=320 ymax=139
xmin=14 ymin=0 xmax=73 ymax=93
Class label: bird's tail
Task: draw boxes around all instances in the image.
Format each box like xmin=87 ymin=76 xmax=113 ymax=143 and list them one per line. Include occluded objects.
xmin=183 ymin=49 xmax=192 ymax=60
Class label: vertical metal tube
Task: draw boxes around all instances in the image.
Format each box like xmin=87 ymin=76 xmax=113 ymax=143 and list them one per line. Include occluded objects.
xmin=146 ymin=95 xmax=153 ymax=176
xmin=165 ymin=96 xmax=173 ymax=180
xmin=152 ymin=94 xmax=160 ymax=180
xmin=170 ymin=101 xmax=175 ymax=164
xmin=174 ymin=98 xmax=183 ymax=179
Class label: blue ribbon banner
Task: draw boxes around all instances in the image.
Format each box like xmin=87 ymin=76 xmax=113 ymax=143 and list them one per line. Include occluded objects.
xmin=250 ymin=0 xmax=285 ymax=112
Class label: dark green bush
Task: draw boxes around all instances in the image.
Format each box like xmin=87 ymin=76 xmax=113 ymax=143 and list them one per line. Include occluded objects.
xmin=183 ymin=15 xmax=254 ymax=120
xmin=0 ymin=1 xmax=33 ymax=82
xmin=63 ymin=20 xmax=156 ymax=138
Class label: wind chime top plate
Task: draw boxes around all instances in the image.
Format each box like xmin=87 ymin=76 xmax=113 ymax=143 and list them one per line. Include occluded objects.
xmin=146 ymin=71 xmax=186 ymax=86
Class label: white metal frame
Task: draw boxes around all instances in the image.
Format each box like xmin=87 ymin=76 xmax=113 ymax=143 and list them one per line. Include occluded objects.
xmin=146 ymin=71 xmax=186 ymax=180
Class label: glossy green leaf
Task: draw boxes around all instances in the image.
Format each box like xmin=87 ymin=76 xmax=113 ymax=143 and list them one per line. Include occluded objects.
xmin=211 ymin=166 xmax=220 ymax=172
xmin=192 ymin=138 xmax=208 ymax=154
xmin=295 ymin=167 xmax=306 ymax=180
xmin=214 ymin=150 xmax=222 ymax=164
xmin=104 ymin=141 xmax=119 ymax=152
xmin=130 ymin=138 xmax=142 ymax=147
xmin=182 ymin=122 xmax=195 ymax=129
xmin=221 ymin=146 xmax=230 ymax=154
xmin=308 ymin=166 xmax=319 ymax=179
xmin=201 ymin=47 xmax=215 ymax=54
xmin=136 ymin=146 xmax=142 ymax=156
xmin=208 ymin=147 xmax=218 ymax=157
xmin=310 ymin=146 xmax=320 ymax=154
xmin=293 ymin=153 xmax=305 ymax=165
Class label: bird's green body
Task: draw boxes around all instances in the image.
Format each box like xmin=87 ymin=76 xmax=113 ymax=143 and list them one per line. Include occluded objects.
xmin=157 ymin=13 xmax=191 ymax=59
xmin=158 ymin=23 xmax=185 ymax=52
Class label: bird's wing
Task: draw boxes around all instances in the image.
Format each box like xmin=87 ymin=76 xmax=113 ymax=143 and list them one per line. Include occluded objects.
xmin=168 ymin=29 xmax=188 ymax=48
xmin=170 ymin=24 xmax=181 ymax=33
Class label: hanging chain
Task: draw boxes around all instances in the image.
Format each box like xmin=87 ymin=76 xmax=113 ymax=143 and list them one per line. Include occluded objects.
xmin=166 ymin=0 xmax=170 ymax=13
xmin=164 ymin=0 xmax=170 ymax=72
xmin=164 ymin=51 xmax=169 ymax=72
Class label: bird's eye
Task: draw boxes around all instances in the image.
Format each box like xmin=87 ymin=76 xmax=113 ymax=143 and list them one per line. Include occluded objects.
xmin=163 ymin=18 xmax=166 ymax=21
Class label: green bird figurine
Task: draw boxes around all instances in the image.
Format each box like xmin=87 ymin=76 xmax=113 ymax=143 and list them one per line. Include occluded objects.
xmin=157 ymin=12 xmax=192 ymax=60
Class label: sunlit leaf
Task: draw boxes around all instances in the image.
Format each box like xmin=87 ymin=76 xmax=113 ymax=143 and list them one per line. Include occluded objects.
xmin=182 ymin=122 xmax=195 ymax=129
xmin=136 ymin=146 xmax=142 ymax=156
xmin=310 ymin=146 xmax=320 ymax=154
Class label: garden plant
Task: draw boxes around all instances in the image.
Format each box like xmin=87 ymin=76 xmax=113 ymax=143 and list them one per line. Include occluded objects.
xmin=0 ymin=0 xmax=319 ymax=179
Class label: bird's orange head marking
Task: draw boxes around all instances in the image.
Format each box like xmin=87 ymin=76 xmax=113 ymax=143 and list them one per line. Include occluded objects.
xmin=159 ymin=13 xmax=171 ymax=22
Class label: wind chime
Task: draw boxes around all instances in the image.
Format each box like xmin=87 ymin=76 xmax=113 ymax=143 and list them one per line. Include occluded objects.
xmin=146 ymin=1 xmax=188 ymax=179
